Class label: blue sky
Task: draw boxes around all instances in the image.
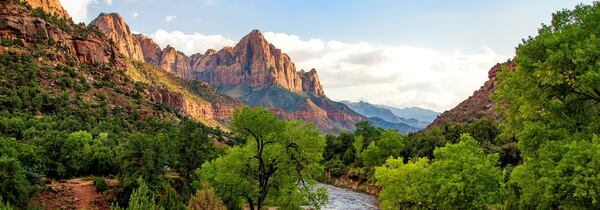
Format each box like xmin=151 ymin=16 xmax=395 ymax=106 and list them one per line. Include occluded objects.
xmin=60 ymin=0 xmax=595 ymax=111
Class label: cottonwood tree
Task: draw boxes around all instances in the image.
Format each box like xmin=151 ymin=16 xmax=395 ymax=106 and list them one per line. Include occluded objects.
xmin=199 ymin=107 xmax=327 ymax=210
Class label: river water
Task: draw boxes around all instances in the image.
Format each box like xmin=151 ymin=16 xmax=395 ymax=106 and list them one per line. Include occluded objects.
xmin=318 ymin=183 xmax=380 ymax=210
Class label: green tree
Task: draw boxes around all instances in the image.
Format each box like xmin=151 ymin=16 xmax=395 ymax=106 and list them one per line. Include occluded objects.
xmin=119 ymin=133 xmax=170 ymax=187
xmin=495 ymin=2 xmax=600 ymax=208
xmin=375 ymin=134 xmax=503 ymax=210
xmin=173 ymin=119 xmax=216 ymax=180
xmin=199 ymin=107 xmax=327 ymax=210
xmin=0 ymin=157 xmax=34 ymax=208
xmin=361 ymin=130 xmax=405 ymax=168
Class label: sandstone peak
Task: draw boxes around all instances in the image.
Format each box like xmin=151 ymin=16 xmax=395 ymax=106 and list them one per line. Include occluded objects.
xmin=301 ymin=68 xmax=325 ymax=97
xmin=21 ymin=0 xmax=70 ymax=19
xmin=91 ymin=13 xmax=144 ymax=61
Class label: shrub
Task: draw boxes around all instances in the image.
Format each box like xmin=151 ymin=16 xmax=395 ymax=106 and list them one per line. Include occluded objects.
xmin=187 ymin=183 xmax=226 ymax=210
xmin=93 ymin=176 xmax=107 ymax=192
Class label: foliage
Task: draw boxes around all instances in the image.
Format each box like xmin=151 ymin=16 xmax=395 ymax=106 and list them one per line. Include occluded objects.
xmin=375 ymin=134 xmax=503 ymax=210
xmin=125 ymin=179 xmax=159 ymax=210
xmin=94 ymin=176 xmax=107 ymax=192
xmin=361 ymin=130 xmax=405 ymax=168
xmin=0 ymin=196 xmax=16 ymax=210
xmin=200 ymin=107 xmax=327 ymax=210
xmin=118 ymin=133 xmax=171 ymax=188
xmin=187 ymin=183 xmax=226 ymax=210
xmin=495 ymin=2 xmax=600 ymax=209
xmin=158 ymin=186 xmax=187 ymax=210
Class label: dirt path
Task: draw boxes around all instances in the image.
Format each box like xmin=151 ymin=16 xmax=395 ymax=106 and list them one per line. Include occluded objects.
xmin=32 ymin=177 xmax=112 ymax=210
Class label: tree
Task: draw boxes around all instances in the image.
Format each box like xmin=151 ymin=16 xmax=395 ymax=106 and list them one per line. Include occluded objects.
xmin=115 ymin=179 xmax=159 ymax=210
xmin=374 ymin=157 xmax=431 ymax=210
xmin=375 ymin=134 xmax=503 ymax=210
xmin=495 ymin=2 xmax=600 ymax=208
xmin=173 ymin=119 xmax=216 ymax=180
xmin=0 ymin=156 xmax=34 ymax=208
xmin=119 ymin=133 xmax=170 ymax=188
xmin=188 ymin=183 xmax=226 ymax=210
xmin=199 ymin=107 xmax=327 ymax=210
xmin=361 ymin=130 xmax=405 ymax=168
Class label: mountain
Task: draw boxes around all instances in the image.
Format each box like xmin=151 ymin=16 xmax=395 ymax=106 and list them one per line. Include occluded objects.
xmin=2 ymin=0 xmax=241 ymax=129
xmin=430 ymin=61 xmax=514 ymax=126
xmin=90 ymin=13 xmax=144 ymax=61
xmin=18 ymin=0 xmax=70 ymax=19
xmin=376 ymin=105 xmax=439 ymax=124
xmin=367 ymin=117 xmax=420 ymax=133
xmin=341 ymin=100 xmax=435 ymax=129
xmin=91 ymin=14 xmax=364 ymax=133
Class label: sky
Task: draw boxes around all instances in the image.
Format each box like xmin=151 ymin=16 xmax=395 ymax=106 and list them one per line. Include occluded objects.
xmin=59 ymin=0 xmax=594 ymax=112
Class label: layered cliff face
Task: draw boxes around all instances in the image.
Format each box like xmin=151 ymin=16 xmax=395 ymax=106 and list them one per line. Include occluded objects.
xmin=91 ymin=13 xmax=144 ymax=61
xmin=301 ymin=69 xmax=325 ymax=97
xmin=186 ymin=30 xmax=363 ymax=132
xmin=1 ymin=0 xmax=124 ymax=68
xmin=134 ymin=34 xmax=161 ymax=65
xmin=157 ymin=45 xmax=192 ymax=79
xmin=21 ymin=0 xmax=70 ymax=19
xmin=192 ymin=30 xmax=304 ymax=92
xmin=1 ymin=0 xmax=240 ymax=129
xmin=430 ymin=61 xmax=514 ymax=126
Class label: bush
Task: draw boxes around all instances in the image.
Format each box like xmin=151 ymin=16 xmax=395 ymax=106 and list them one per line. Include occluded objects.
xmin=188 ymin=183 xmax=226 ymax=210
xmin=93 ymin=176 xmax=107 ymax=192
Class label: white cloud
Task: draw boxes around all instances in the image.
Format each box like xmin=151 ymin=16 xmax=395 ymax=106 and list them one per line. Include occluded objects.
xmin=59 ymin=0 xmax=112 ymax=23
xmin=132 ymin=11 xmax=139 ymax=18
xmin=207 ymin=0 xmax=217 ymax=5
xmin=262 ymin=32 xmax=510 ymax=112
xmin=59 ymin=0 xmax=94 ymax=23
xmin=149 ymin=30 xmax=235 ymax=55
xmin=143 ymin=30 xmax=509 ymax=112
xmin=164 ymin=16 xmax=177 ymax=22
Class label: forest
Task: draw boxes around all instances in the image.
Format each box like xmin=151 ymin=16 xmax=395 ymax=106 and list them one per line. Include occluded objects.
xmin=1 ymin=1 xmax=600 ymax=210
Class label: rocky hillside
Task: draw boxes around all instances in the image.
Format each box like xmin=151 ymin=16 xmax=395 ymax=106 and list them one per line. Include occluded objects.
xmin=19 ymin=0 xmax=69 ymax=19
xmin=2 ymin=0 xmax=240 ymax=129
xmin=90 ymin=14 xmax=364 ymax=133
xmin=430 ymin=61 xmax=514 ymax=126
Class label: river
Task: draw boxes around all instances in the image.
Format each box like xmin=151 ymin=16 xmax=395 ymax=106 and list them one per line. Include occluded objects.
xmin=318 ymin=183 xmax=380 ymax=210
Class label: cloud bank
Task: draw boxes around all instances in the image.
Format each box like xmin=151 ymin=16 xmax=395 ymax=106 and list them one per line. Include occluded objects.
xmin=59 ymin=0 xmax=112 ymax=23
xmin=131 ymin=29 xmax=511 ymax=112
xmin=149 ymin=30 xmax=236 ymax=55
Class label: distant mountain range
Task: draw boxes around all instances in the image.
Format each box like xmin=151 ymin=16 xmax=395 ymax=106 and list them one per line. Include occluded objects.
xmin=341 ymin=101 xmax=439 ymax=131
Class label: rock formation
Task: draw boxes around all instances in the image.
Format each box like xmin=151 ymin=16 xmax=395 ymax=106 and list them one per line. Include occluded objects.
xmin=88 ymin=11 xmax=363 ymax=132
xmin=301 ymin=69 xmax=325 ymax=97
xmin=91 ymin=13 xmax=144 ymax=61
xmin=21 ymin=0 xmax=70 ymax=19
xmin=192 ymin=30 xmax=304 ymax=92
xmin=1 ymin=0 xmax=242 ymax=128
xmin=157 ymin=45 xmax=192 ymax=79
xmin=430 ymin=61 xmax=514 ymax=126
xmin=134 ymin=34 xmax=161 ymax=65
xmin=1 ymin=0 xmax=125 ymax=68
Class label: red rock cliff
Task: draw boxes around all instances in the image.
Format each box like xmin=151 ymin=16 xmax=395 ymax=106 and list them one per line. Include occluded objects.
xmin=21 ymin=0 xmax=70 ymax=19
xmin=91 ymin=13 xmax=144 ymax=61
xmin=192 ymin=30 xmax=304 ymax=92
xmin=0 ymin=0 xmax=124 ymax=68
xmin=430 ymin=61 xmax=515 ymax=126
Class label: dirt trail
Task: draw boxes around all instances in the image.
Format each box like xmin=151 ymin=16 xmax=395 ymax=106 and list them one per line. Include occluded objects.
xmin=32 ymin=177 xmax=111 ymax=210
